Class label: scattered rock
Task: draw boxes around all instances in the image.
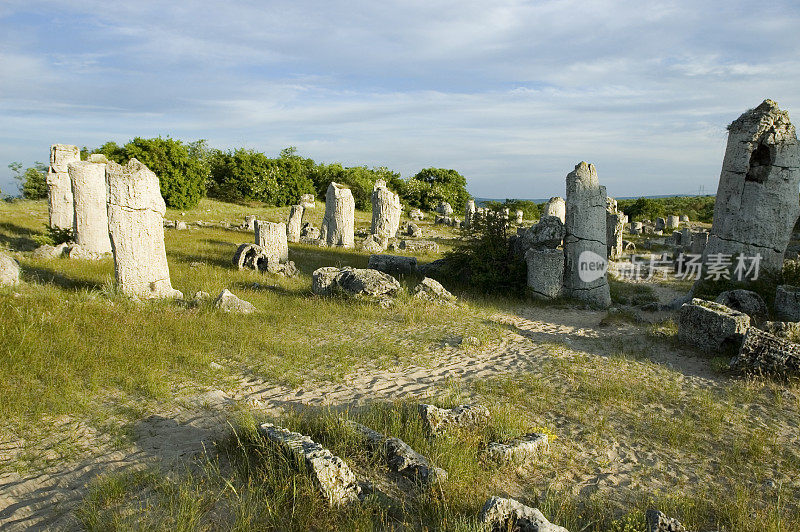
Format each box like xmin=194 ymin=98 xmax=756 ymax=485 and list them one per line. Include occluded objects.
xmin=715 ymin=289 xmax=767 ymax=322
xmin=361 ymin=234 xmax=388 ymax=253
xmin=398 ymin=239 xmax=439 ymax=253
xmin=260 ymin=423 xmax=361 ymax=506
xmin=300 ymin=222 xmax=320 ymax=240
xmin=436 ymin=201 xmax=453 ymax=216
xmin=209 ymin=361 xmax=223 ymax=371
xmin=678 ymin=298 xmax=751 ymax=353
xmin=213 ymin=289 xmax=256 ymax=314
xmin=32 ymin=243 xmax=69 ymax=260
xmin=255 ymin=220 xmax=289 ymax=264
xmin=645 ymin=509 xmax=687 ymax=532
xmin=409 ymin=209 xmax=424 ymax=221
xmin=312 ymin=267 xmax=340 ymax=296
xmin=67 ymin=244 xmax=104 ymax=260
xmin=418 ymin=404 xmax=490 ymax=436
xmin=730 ymin=326 xmax=800 ymax=375
xmin=412 ymin=277 xmax=456 ymax=305
xmin=175 ymin=220 xmax=188 ymax=230
xmin=761 ymin=320 xmax=800 ymax=339
xmin=0 ymin=252 xmax=21 ymax=287
xmin=521 ymin=215 xmax=565 ymax=250
xmin=480 ymin=496 xmax=569 ymax=532
xmin=543 ymin=196 xmax=566 ymax=223
xmin=368 ymin=254 xmax=418 ymax=275
xmin=233 ymin=243 xmax=270 ymax=271
xmin=406 ymin=222 xmax=422 ymax=238
xmin=334 ymin=267 xmax=400 ymax=297
xmin=460 ymin=336 xmax=480 ymax=347
xmin=485 ymin=433 xmax=549 ymax=465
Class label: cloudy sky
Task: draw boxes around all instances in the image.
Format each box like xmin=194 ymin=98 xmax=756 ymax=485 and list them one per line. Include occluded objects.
xmin=1 ymin=0 xmax=798 ymax=199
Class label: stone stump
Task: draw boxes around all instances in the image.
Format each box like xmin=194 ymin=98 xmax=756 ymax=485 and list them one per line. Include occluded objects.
xmin=525 ymin=248 xmax=564 ymax=299
xmin=46 ymin=144 xmax=80 ymax=231
xmin=320 ymin=182 xmax=355 ymax=248
xmin=563 ymin=162 xmax=611 ymax=308
xmin=543 ymin=196 xmax=566 ymax=223
xmin=286 ymin=205 xmax=304 ymax=243
xmin=69 ymin=161 xmax=112 ymax=254
xmin=464 ymin=200 xmax=476 ymax=229
xmin=255 ymin=220 xmax=289 ymax=264
xmin=106 ymin=159 xmax=182 ymax=299
xmin=370 ymin=180 xmax=401 ymax=238
xmin=705 ymin=99 xmax=800 ymax=272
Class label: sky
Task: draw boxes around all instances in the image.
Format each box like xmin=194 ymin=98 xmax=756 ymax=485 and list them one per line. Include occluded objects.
xmin=1 ymin=0 xmax=799 ymax=199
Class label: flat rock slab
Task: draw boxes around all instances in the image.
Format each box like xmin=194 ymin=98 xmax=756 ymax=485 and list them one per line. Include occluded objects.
xmin=480 ymin=496 xmax=570 ymax=532
xmin=731 ymin=327 xmax=800 ymax=375
xmin=485 ymin=433 xmax=549 ymax=465
xmin=259 ymin=423 xmax=360 ymax=506
xmin=678 ymin=298 xmax=751 ymax=353
xmin=346 ymin=421 xmax=446 ymax=484
xmin=418 ymin=404 xmax=489 ymax=436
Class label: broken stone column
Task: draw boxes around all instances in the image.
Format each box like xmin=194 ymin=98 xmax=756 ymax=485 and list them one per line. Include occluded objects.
xmin=731 ymin=327 xmax=800 ymax=375
xmin=46 ymin=144 xmax=81 ymax=231
xmin=68 ymin=161 xmax=112 ymax=254
xmin=106 ymin=159 xmax=182 ymax=299
xmin=320 ymin=182 xmax=355 ymax=248
xmin=370 ymin=180 xmax=401 ymax=238
xmin=691 ymin=231 xmax=709 ymax=255
xmin=525 ymin=248 xmax=564 ymax=299
xmin=464 ymin=200 xmax=476 ymax=229
xmin=704 ymin=100 xmax=800 ymax=272
xmin=543 ymin=196 xmax=566 ymax=223
xmin=255 ymin=220 xmax=288 ymax=264
xmin=563 ymin=162 xmax=611 ymax=308
xmin=286 ymin=205 xmax=304 ymax=243
xmin=606 ymin=199 xmax=624 ymax=260
xmin=480 ymin=497 xmax=569 ymax=532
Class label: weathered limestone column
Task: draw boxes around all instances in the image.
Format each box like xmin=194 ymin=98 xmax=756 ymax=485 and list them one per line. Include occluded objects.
xmin=515 ymin=210 xmax=524 ymax=224
xmin=107 ymin=159 xmax=182 ymax=299
xmin=525 ymin=248 xmax=564 ymax=299
xmin=563 ymin=162 xmax=611 ymax=308
xmin=606 ymin=197 xmax=624 ymax=260
xmin=464 ymin=200 xmax=476 ymax=228
xmin=543 ymin=196 xmax=566 ymax=223
xmin=69 ymin=161 xmax=112 ymax=254
xmin=287 ymin=205 xmax=304 ymax=243
xmin=320 ymin=182 xmax=355 ymax=248
xmin=255 ymin=220 xmax=289 ymax=263
xmin=666 ymin=215 xmax=680 ymax=229
xmin=705 ymin=99 xmax=800 ymax=272
xmin=46 ymin=144 xmax=80 ymax=231
xmin=370 ymin=180 xmax=401 ymax=238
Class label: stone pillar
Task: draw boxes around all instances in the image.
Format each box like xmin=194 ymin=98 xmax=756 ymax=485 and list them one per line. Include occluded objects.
xmin=563 ymin=162 xmax=611 ymax=308
xmin=370 ymin=180 xmax=401 ymax=238
xmin=255 ymin=220 xmax=289 ymax=263
xmin=287 ymin=205 xmax=304 ymax=243
xmin=666 ymin=215 xmax=680 ymax=229
xmin=691 ymin=231 xmax=709 ymax=256
xmin=69 ymin=161 xmax=112 ymax=254
xmin=464 ymin=200 xmax=476 ymax=229
xmin=46 ymin=144 xmax=80 ymax=231
xmin=631 ymin=221 xmax=643 ymax=235
xmin=106 ymin=159 xmax=182 ymax=299
xmin=606 ymin=211 xmax=624 ymax=260
xmin=515 ymin=210 xmax=524 ymax=224
xmin=300 ymin=193 xmax=316 ymax=209
xmin=320 ymin=182 xmax=355 ymax=248
xmin=525 ymin=248 xmax=564 ymax=299
xmin=705 ymin=99 xmax=800 ymax=272
xmin=543 ymin=196 xmax=566 ymax=223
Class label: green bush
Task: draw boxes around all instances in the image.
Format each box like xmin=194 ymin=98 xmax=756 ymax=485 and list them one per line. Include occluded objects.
xmin=122 ymin=137 xmax=207 ymax=209
xmin=309 ymin=163 xmax=400 ymax=210
xmin=401 ymin=167 xmax=470 ymax=212
xmin=9 ymin=162 xmax=48 ymax=199
xmin=617 ymin=196 xmax=715 ymax=223
xmin=485 ymin=199 xmax=540 ymax=220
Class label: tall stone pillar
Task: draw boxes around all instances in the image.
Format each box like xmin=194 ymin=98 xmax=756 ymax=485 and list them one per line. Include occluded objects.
xmin=606 ymin=197 xmax=624 ymax=260
xmin=563 ymin=162 xmax=611 ymax=308
xmin=255 ymin=220 xmax=289 ymax=263
xmin=544 ymin=196 xmax=566 ymax=223
xmin=370 ymin=180 xmax=401 ymax=238
xmin=69 ymin=161 xmax=112 ymax=254
xmin=704 ymin=99 xmax=800 ymax=272
xmin=287 ymin=205 xmax=304 ymax=243
xmin=464 ymin=200 xmax=476 ymax=229
xmin=320 ymin=182 xmax=355 ymax=248
xmin=46 ymin=144 xmax=80 ymax=231
xmin=107 ymin=159 xmax=182 ymax=299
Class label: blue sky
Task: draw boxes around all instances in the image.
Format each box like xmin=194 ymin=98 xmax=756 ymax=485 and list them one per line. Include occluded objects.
xmin=1 ymin=0 xmax=798 ymax=199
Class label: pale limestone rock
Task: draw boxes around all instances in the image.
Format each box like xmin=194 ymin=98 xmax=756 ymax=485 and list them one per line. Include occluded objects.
xmin=32 ymin=243 xmax=69 ymax=260
xmin=47 ymin=144 xmax=80 ymax=231
xmin=312 ymin=266 xmax=340 ymax=296
xmin=646 ymin=509 xmax=687 ymax=532
xmin=705 ymin=100 xmax=800 ymax=272
xmin=515 ymin=210 xmax=524 ymax=224
xmin=464 ymin=200 xmax=476 ymax=229
xmin=0 ymin=252 xmax=21 ymax=286
xmin=233 ymin=243 xmax=269 ymax=271
xmin=106 ymin=159 xmax=182 ymax=299
xmin=287 ymin=205 xmax=304 ymax=243
xmin=371 ymin=181 xmax=402 ymax=238
xmin=69 ymin=161 xmax=112 ymax=254
xmin=418 ymin=404 xmax=490 ymax=436
xmin=398 ymin=239 xmax=439 ymax=253
xmin=544 ymin=196 xmax=566 ymax=223
xmin=409 ymin=208 xmax=424 ymax=221
xmin=213 ymin=289 xmax=256 ymax=313
xmin=412 ymin=277 xmax=456 ymax=304
xmin=260 ymin=423 xmax=360 ymax=506
xmin=563 ymin=162 xmax=611 ymax=308
xmin=175 ymin=221 xmax=188 ymax=230
xmin=254 ymin=220 xmax=288 ymax=264
xmin=320 ymin=182 xmax=355 ymax=248
xmin=678 ymin=298 xmax=750 ymax=353
xmin=480 ymin=497 xmax=569 ymax=532
xmin=485 ymin=433 xmax=549 ymax=465
xmin=666 ymin=215 xmax=680 ymax=229
xmin=525 ymin=248 xmax=564 ymax=299
xmin=243 ymin=215 xmax=257 ymax=231
xmin=361 ymin=234 xmax=388 ymax=254
xmin=436 ymin=201 xmax=453 ymax=216
xmin=299 ymin=193 xmax=316 ymax=209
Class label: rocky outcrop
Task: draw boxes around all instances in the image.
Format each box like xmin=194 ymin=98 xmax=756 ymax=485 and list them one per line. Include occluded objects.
xmin=731 ymin=326 xmax=800 ymax=375
xmin=259 ymin=423 xmax=360 ymax=506
xmin=480 ymin=497 xmax=569 ymax=532
xmin=397 ymin=240 xmax=439 ymax=253
xmin=485 ymin=433 xmax=549 ymax=466
xmin=412 ymin=277 xmax=456 ymax=305
xmin=705 ymin=100 xmax=800 ymax=272
xmin=320 ymin=182 xmax=355 ymax=248
xmin=521 ymin=216 xmax=565 ymax=250
xmin=678 ymin=298 xmax=751 ymax=353
xmin=106 ymin=159 xmax=182 ymax=299
xmin=311 ymin=266 xmax=400 ymax=298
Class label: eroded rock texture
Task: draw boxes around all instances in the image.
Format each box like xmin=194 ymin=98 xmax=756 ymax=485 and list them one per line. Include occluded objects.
xmin=678 ymin=298 xmax=750 ymax=353
xmin=544 ymin=196 xmax=566 ymax=223
xmin=705 ymin=100 xmax=800 ymax=271
xmin=255 ymin=220 xmax=288 ymax=264
xmin=731 ymin=326 xmax=800 ymax=375
xmin=563 ymin=162 xmax=611 ymax=308
xmin=287 ymin=205 xmax=304 ymax=243
xmin=320 ymin=182 xmax=355 ymax=248
xmin=47 ymin=144 xmax=80 ymax=231
xmin=69 ymin=161 xmax=112 ymax=254
xmin=464 ymin=200 xmax=477 ymax=228
xmin=106 ymin=159 xmax=182 ymax=299
xmin=525 ymin=248 xmax=564 ymax=300
xmin=480 ymin=497 xmax=570 ymax=532
xmin=371 ymin=180 xmax=402 ymax=238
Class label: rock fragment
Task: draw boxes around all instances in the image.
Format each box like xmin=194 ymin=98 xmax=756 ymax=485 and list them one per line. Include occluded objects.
xmin=0 ymin=252 xmax=21 ymax=286
xmin=714 ymin=289 xmax=767 ymax=322
xmin=254 ymin=220 xmax=289 ymax=264
xmin=485 ymin=433 xmax=549 ymax=465
xmin=480 ymin=496 xmax=569 ymax=532
xmin=418 ymin=404 xmax=490 ymax=436
xmin=213 ymin=289 xmax=256 ymax=314
xmin=731 ymin=326 xmax=800 ymax=375
xmin=368 ymin=254 xmax=418 ymax=275
xmin=412 ymin=277 xmax=456 ymax=304
xmin=678 ymin=298 xmax=751 ymax=353
xmin=775 ymin=285 xmax=800 ymax=321
xmin=543 ymin=196 xmax=566 ymax=223
xmin=645 ymin=509 xmax=687 ymax=532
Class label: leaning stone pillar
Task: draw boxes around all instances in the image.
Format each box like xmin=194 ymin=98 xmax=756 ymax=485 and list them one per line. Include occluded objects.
xmin=320 ymin=182 xmax=355 ymax=247
xmin=69 ymin=161 xmax=112 ymax=254
xmin=563 ymin=162 xmax=611 ymax=308
xmin=705 ymin=99 xmax=800 ymax=272
xmin=255 ymin=220 xmax=289 ymax=264
xmin=46 ymin=144 xmax=80 ymax=231
xmin=287 ymin=205 xmax=304 ymax=243
xmin=370 ymin=180 xmax=401 ymax=238
xmin=106 ymin=159 xmax=182 ymax=299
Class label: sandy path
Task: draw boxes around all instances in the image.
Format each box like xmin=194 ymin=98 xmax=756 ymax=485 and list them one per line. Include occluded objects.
xmin=0 ymin=305 xmax=723 ymax=530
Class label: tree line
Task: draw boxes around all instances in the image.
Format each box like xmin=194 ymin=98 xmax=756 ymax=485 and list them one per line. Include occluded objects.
xmin=8 ymin=137 xmax=470 ymax=212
